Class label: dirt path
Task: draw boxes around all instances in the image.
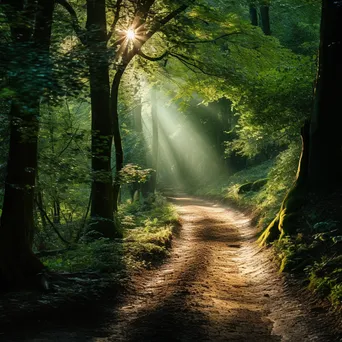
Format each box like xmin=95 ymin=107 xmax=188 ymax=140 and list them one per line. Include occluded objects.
xmin=99 ymin=196 xmax=342 ymax=342
xmin=4 ymin=196 xmax=342 ymax=341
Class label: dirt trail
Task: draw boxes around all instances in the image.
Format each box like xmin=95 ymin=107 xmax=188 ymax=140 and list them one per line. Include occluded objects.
xmin=4 ymin=196 xmax=342 ymax=341
xmin=100 ymin=196 xmax=341 ymax=342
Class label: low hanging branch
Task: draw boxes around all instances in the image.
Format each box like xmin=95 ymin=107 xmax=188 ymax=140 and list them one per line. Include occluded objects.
xmin=138 ymin=30 xmax=240 ymax=76
xmin=145 ymin=4 xmax=188 ymax=41
xmin=137 ymin=49 xmax=169 ymax=61
xmin=169 ymin=51 xmax=223 ymax=77
xmin=107 ymin=0 xmax=123 ymax=41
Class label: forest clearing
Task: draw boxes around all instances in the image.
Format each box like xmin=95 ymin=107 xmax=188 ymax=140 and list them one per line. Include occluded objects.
xmin=1 ymin=0 xmax=342 ymax=340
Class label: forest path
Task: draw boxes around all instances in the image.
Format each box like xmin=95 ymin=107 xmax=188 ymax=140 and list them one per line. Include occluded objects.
xmin=98 ymin=196 xmax=340 ymax=342
xmin=4 ymin=196 xmax=341 ymax=341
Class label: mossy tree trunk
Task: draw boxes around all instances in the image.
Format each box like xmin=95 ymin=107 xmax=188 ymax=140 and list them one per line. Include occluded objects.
xmin=260 ymin=0 xmax=342 ymax=245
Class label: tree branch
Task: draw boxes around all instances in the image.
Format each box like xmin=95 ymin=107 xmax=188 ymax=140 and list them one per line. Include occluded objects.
xmin=35 ymin=199 xmax=71 ymax=245
xmin=146 ymin=4 xmax=188 ymax=40
xmin=107 ymin=0 xmax=123 ymax=41
xmin=169 ymin=52 xmax=223 ymax=77
xmin=120 ymin=4 xmax=189 ymax=64
xmin=57 ymin=128 xmax=79 ymax=158
xmin=56 ymin=0 xmax=87 ymax=45
xmin=138 ymin=49 xmax=169 ymax=61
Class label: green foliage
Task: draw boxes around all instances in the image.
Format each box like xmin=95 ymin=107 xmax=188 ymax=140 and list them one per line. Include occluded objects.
xmin=119 ymin=193 xmax=179 ymax=228
xmin=193 ymin=159 xmax=274 ymax=207
xmin=119 ymin=164 xmax=153 ymax=184
xmin=36 ymin=100 xmax=91 ymax=241
xmin=42 ymin=239 xmax=124 ymax=273
xmin=307 ymin=256 xmax=342 ymax=308
xmin=271 ymin=216 xmax=342 ymax=308
xmin=42 ymin=194 xmax=179 ymax=272
xmin=271 ymin=0 xmax=320 ymax=55
xmin=255 ymin=143 xmax=300 ymax=227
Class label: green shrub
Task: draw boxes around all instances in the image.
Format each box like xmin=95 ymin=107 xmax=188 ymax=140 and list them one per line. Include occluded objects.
xmin=43 ymin=193 xmax=179 ymax=274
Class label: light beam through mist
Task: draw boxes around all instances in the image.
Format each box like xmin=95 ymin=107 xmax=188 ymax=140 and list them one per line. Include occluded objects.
xmin=141 ymin=90 xmax=228 ymax=191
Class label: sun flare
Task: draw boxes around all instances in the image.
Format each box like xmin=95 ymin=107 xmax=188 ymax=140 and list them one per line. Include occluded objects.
xmin=126 ymin=28 xmax=136 ymax=41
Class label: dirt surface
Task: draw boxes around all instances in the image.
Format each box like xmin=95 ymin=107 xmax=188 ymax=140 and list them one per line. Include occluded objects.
xmin=3 ymin=196 xmax=342 ymax=341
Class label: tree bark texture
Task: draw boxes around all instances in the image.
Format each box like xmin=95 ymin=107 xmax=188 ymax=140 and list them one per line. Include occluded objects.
xmin=87 ymin=0 xmax=116 ymax=238
xmin=308 ymin=0 xmax=342 ymax=191
xmin=112 ymin=67 xmax=126 ymax=216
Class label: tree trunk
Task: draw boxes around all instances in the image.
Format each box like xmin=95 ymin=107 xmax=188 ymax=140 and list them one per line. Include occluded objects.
xmin=53 ymin=199 xmax=61 ymax=224
xmin=0 ymin=104 xmax=44 ymax=289
xmin=259 ymin=122 xmax=310 ymax=245
xmin=259 ymin=0 xmax=342 ymax=245
xmin=0 ymin=0 xmax=54 ymax=290
xmin=307 ymin=0 xmax=342 ymax=191
xmin=36 ymin=189 xmax=47 ymax=229
xmin=87 ymin=0 xmax=116 ymax=239
xmin=249 ymin=5 xmax=258 ymax=26
xmin=260 ymin=5 xmax=271 ymax=35
xmin=112 ymin=67 xmax=126 ymax=217
xmin=132 ymin=93 xmax=143 ymax=202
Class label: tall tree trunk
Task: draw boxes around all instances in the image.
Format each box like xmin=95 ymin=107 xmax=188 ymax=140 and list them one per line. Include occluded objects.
xmin=307 ymin=0 xmax=342 ymax=191
xmin=260 ymin=0 xmax=342 ymax=244
xmin=53 ymin=199 xmax=61 ymax=224
xmin=149 ymin=88 xmax=159 ymax=193
xmin=36 ymin=189 xmax=47 ymax=229
xmin=0 ymin=0 xmax=54 ymax=290
xmin=260 ymin=5 xmax=271 ymax=35
xmin=87 ymin=0 xmax=116 ymax=238
xmin=131 ymin=92 xmax=143 ymax=202
xmin=112 ymin=67 xmax=126 ymax=216
xmin=249 ymin=5 xmax=258 ymax=26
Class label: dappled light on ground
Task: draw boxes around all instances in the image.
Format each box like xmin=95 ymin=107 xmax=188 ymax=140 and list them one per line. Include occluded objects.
xmin=94 ymin=197 xmax=339 ymax=342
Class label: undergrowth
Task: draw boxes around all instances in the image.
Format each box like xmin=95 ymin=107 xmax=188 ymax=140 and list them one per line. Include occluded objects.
xmin=42 ymin=193 xmax=179 ymax=275
xmin=196 ymin=143 xmax=342 ymax=309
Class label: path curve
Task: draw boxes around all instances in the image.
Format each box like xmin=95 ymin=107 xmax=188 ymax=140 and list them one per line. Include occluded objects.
xmin=99 ymin=196 xmax=341 ymax=342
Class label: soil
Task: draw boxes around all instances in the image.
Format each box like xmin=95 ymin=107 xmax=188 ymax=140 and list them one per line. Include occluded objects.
xmin=2 ymin=196 xmax=342 ymax=342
